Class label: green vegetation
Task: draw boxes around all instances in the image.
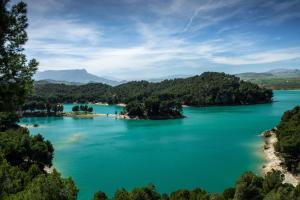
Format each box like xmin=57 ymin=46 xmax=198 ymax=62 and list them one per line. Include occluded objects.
xmin=125 ymin=94 xmax=183 ymax=119
xmin=22 ymin=102 xmax=64 ymax=117
xmin=237 ymin=70 xmax=300 ymax=90
xmin=72 ymin=105 xmax=94 ymax=113
xmin=246 ymin=77 xmax=300 ymax=90
xmin=30 ymin=72 xmax=273 ymax=119
xmin=0 ymin=1 xmax=78 ymax=199
xmin=0 ymin=0 xmax=38 ymax=128
xmin=0 ymin=127 xmax=78 ymax=199
xmin=93 ymin=170 xmax=300 ymax=200
xmin=2 ymin=1 xmax=299 ymax=200
xmin=31 ymin=72 xmax=273 ymax=106
xmin=275 ymin=106 xmax=300 ymax=173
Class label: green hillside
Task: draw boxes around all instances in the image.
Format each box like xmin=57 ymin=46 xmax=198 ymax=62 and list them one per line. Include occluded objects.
xmin=237 ymin=69 xmax=300 ymax=89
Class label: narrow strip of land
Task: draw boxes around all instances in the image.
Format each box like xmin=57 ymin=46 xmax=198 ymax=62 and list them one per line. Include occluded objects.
xmin=262 ymin=130 xmax=300 ymax=186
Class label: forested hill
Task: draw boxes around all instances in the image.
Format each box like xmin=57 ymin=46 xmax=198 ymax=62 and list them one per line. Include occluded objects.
xmin=31 ymin=72 xmax=273 ymax=106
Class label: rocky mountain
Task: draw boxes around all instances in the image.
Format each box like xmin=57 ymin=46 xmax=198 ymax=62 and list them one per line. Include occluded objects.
xmin=34 ymin=69 xmax=123 ymax=86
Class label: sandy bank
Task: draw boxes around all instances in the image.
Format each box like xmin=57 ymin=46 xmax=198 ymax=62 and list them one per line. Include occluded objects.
xmin=44 ymin=166 xmax=54 ymax=174
xmin=93 ymin=102 xmax=109 ymax=106
xmin=261 ymin=130 xmax=300 ymax=186
xmin=19 ymin=124 xmax=42 ymax=128
xmin=63 ymin=112 xmax=132 ymax=119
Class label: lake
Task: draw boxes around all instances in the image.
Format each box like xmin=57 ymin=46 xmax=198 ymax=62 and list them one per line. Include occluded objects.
xmin=20 ymin=90 xmax=300 ymax=200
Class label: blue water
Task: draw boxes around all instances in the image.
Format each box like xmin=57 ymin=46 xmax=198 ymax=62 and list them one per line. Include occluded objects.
xmin=20 ymin=90 xmax=300 ymax=199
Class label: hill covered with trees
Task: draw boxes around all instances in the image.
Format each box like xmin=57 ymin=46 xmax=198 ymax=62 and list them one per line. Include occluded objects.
xmin=32 ymin=72 xmax=273 ymax=106
xmin=275 ymin=106 xmax=300 ymax=174
xmin=237 ymin=69 xmax=300 ymax=90
xmin=1 ymin=1 xmax=300 ymax=200
xmin=29 ymin=72 xmax=273 ymax=119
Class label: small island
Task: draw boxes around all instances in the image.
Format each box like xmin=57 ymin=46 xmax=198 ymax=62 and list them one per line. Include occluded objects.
xmin=64 ymin=105 xmax=94 ymax=118
xmin=123 ymin=95 xmax=183 ymax=119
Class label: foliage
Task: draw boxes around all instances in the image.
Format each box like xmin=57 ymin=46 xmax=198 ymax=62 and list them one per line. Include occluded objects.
xmin=30 ymin=72 xmax=272 ymax=119
xmin=72 ymin=105 xmax=93 ymax=113
xmin=22 ymin=101 xmax=64 ymax=116
xmin=93 ymin=191 xmax=108 ymax=200
xmin=0 ymin=1 xmax=78 ymax=200
xmin=0 ymin=128 xmax=78 ymax=199
xmin=125 ymin=95 xmax=183 ymax=119
xmin=92 ymin=170 xmax=300 ymax=200
xmin=275 ymin=106 xmax=300 ymax=173
xmin=0 ymin=0 xmax=38 ymax=128
xmin=30 ymin=72 xmax=273 ymax=107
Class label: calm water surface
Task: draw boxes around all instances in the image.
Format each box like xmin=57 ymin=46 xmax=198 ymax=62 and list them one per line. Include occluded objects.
xmin=20 ymin=90 xmax=300 ymax=199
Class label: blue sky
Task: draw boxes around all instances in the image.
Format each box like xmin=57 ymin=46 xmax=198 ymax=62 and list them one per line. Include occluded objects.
xmin=21 ymin=0 xmax=300 ymax=80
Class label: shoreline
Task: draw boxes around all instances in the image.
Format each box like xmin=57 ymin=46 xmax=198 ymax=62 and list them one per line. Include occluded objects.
xmin=261 ymin=130 xmax=300 ymax=186
xmin=63 ymin=112 xmax=131 ymax=119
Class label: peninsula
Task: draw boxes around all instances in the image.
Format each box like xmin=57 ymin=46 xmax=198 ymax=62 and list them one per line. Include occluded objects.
xmin=26 ymin=72 xmax=273 ymax=119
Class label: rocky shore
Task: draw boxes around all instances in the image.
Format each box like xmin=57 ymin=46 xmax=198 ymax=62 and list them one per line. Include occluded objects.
xmin=261 ymin=129 xmax=300 ymax=186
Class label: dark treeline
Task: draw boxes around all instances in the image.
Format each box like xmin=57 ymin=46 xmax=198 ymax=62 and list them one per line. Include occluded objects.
xmin=72 ymin=105 xmax=94 ymax=113
xmin=0 ymin=127 xmax=78 ymax=199
xmin=275 ymin=106 xmax=300 ymax=174
xmin=0 ymin=1 xmax=78 ymax=199
xmin=22 ymin=101 xmax=64 ymax=117
xmin=93 ymin=170 xmax=300 ymax=200
xmin=31 ymin=72 xmax=273 ymax=119
xmin=124 ymin=94 xmax=183 ymax=119
xmin=31 ymin=72 xmax=273 ymax=106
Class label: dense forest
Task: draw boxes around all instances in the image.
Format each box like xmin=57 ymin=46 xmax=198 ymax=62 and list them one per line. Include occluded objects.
xmin=22 ymin=102 xmax=64 ymax=117
xmin=1 ymin=1 xmax=299 ymax=200
xmin=31 ymin=72 xmax=273 ymax=106
xmin=124 ymin=94 xmax=183 ymax=119
xmin=275 ymin=106 xmax=300 ymax=174
xmin=92 ymin=170 xmax=300 ymax=200
xmin=29 ymin=72 xmax=273 ymax=118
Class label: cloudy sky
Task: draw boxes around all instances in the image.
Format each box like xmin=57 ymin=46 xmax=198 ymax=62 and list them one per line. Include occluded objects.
xmin=20 ymin=0 xmax=300 ymax=80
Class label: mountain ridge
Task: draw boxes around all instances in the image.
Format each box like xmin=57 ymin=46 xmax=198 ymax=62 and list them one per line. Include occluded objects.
xmin=34 ymin=69 xmax=124 ymax=86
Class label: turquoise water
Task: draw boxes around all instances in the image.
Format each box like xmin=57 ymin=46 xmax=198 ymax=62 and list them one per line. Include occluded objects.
xmin=20 ymin=90 xmax=300 ymax=199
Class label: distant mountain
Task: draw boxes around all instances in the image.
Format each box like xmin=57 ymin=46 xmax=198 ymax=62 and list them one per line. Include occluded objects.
xmin=34 ymin=69 xmax=123 ymax=86
xmin=236 ymin=68 xmax=300 ymax=89
xmin=268 ymin=68 xmax=300 ymax=74
xmin=237 ymin=68 xmax=300 ymax=80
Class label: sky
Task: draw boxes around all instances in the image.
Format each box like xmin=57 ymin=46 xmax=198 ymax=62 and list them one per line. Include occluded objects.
xmin=18 ymin=0 xmax=300 ymax=80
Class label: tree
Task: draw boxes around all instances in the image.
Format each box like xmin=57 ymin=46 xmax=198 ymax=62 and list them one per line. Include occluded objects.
xmin=233 ymin=171 xmax=263 ymax=200
xmin=9 ymin=170 xmax=78 ymax=200
xmin=93 ymin=191 xmax=108 ymax=200
xmin=125 ymin=101 xmax=145 ymax=118
xmin=0 ymin=0 xmax=38 ymax=128
xmin=275 ymin=106 xmax=300 ymax=173
xmin=114 ymin=188 xmax=130 ymax=200
xmin=263 ymin=170 xmax=284 ymax=194
xmin=57 ymin=104 xmax=64 ymax=113
xmin=87 ymin=106 xmax=93 ymax=113
xmin=80 ymin=105 xmax=88 ymax=112
xmin=72 ymin=105 xmax=79 ymax=112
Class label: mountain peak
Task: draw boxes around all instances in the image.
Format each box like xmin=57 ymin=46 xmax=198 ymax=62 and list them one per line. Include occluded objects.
xmin=34 ymin=69 xmax=123 ymax=86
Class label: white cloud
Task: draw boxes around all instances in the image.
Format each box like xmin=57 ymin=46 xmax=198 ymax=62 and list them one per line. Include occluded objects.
xmin=22 ymin=0 xmax=300 ymax=79
xmin=27 ymin=18 xmax=102 ymax=45
xmin=211 ymin=48 xmax=300 ymax=65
